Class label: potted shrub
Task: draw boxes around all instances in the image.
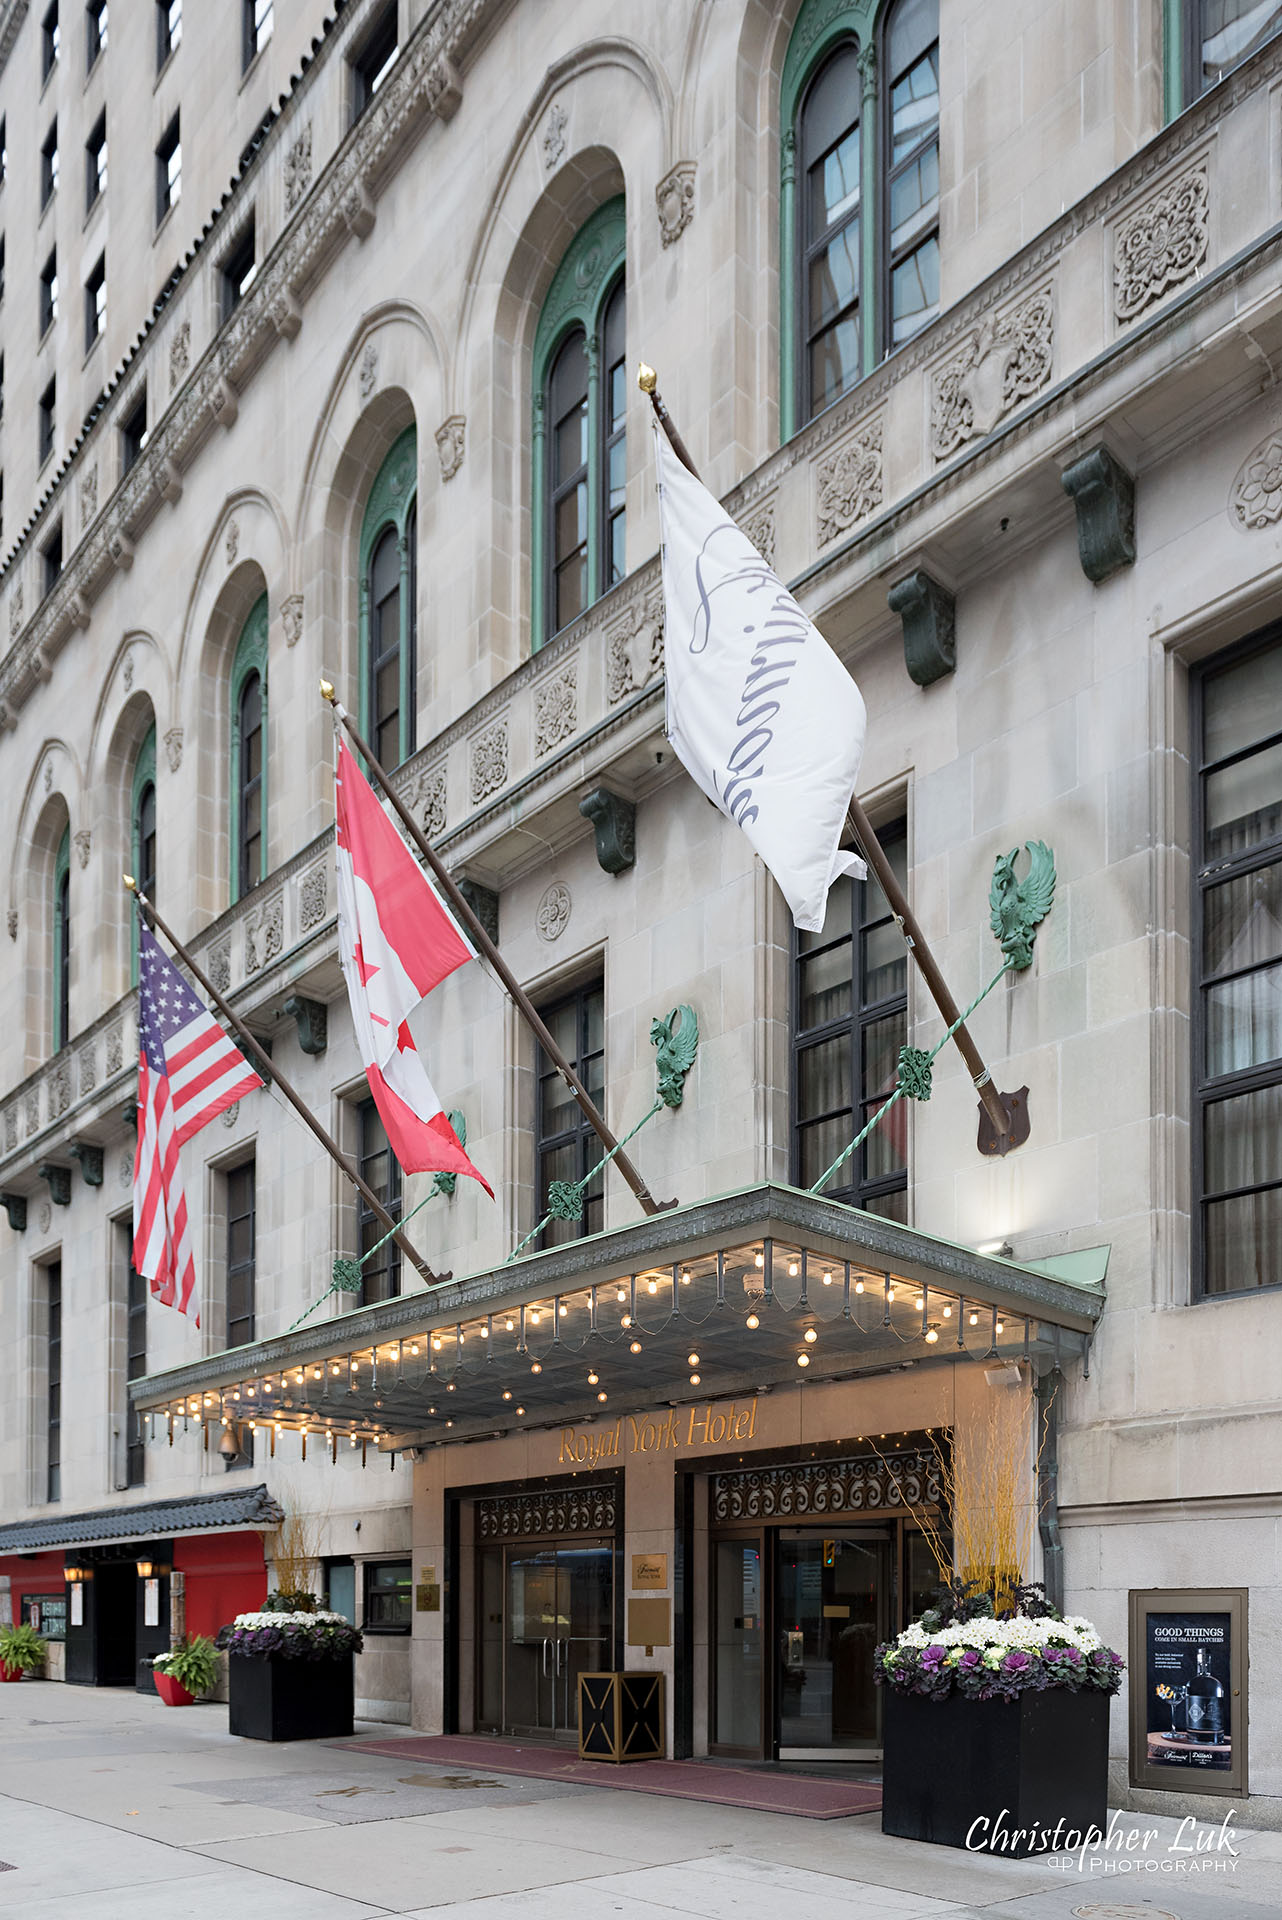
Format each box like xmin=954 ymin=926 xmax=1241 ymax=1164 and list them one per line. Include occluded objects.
xmin=152 ymin=1635 xmax=220 ymax=1706
xmin=216 ymin=1591 xmax=362 ymax=1741
xmin=0 ymin=1623 xmax=47 ymax=1682
xmin=876 ymin=1582 xmax=1124 ymax=1855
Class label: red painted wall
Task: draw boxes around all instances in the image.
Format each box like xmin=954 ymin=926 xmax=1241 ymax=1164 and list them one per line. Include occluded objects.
xmin=173 ymin=1532 xmax=266 ymax=1637
xmin=0 ymin=1551 xmax=67 ymax=1629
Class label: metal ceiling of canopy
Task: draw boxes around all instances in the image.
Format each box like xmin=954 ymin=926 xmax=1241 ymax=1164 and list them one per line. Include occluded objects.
xmin=130 ymin=1183 xmax=1104 ymax=1457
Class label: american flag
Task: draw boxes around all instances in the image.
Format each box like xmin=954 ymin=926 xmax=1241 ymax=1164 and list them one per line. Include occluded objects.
xmin=133 ymin=924 xmax=262 ymax=1325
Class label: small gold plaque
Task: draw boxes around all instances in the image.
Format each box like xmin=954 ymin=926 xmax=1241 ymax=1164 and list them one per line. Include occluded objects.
xmin=631 ymin=1554 xmax=668 ymax=1590
xmin=823 ymin=1604 xmax=851 ymax=1619
xmin=627 ymin=1597 xmax=671 ymax=1648
xmin=416 ymin=1582 xmax=441 ymax=1613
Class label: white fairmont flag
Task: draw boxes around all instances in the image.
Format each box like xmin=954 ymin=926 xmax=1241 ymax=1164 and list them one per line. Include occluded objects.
xmin=654 ymin=425 xmax=867 ymax=933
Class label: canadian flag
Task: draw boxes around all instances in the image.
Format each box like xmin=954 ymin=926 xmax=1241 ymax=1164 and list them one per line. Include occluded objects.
xmin=335 ymin=741 xmax=493 ymax=1195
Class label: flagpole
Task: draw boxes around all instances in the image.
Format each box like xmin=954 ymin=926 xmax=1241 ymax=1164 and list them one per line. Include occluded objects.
xmin=639 ymin=364 xmax=1018 ymax=1152
xmin=320 ymin=688 xmax=670 ymax=1218
xmin=124 ymin=878 xmax=446 ymax=1286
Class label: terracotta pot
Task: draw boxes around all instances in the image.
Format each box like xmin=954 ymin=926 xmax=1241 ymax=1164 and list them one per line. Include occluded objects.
xmin=153 ymin=1670 xmax=195 ymax=1707
xmin=0 ymin=1662 xmax=24 ymax=1683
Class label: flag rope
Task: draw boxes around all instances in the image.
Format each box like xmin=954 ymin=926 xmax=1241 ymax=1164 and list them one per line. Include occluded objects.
xmin=285 ymin=1182 xmax=449 ymax=1334
xmin=504 ymin=1096 xmax=666 ymax=1265
xmin=809 ymin=960 xmax=1015 ymax=1198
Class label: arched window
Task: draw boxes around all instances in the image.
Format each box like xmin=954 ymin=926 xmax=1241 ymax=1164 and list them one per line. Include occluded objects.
xmin=532 ymin=199 xmax=626 ymax=649
xmin=781 ymin=0 xmax=939 ymax=436
xmin=130 ymin=725 xmax=157 ymax=983
xmin=359 ymin=428 xmax=417 ymax=770
xmin=230 ymin=595 xmax=268 ymax=900
xmin=53 ymin=824 xmax=70 ymax=1052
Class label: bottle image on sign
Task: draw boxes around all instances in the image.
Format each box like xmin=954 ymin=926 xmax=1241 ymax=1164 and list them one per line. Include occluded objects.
xmin=1185 ymin=1644 xmax=1225 ymax=1742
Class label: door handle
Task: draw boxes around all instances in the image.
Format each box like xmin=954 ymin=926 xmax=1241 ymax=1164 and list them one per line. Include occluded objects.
xmin=556 ymin=1638 xmax=564 ymax=1675
xmin=542 ymin=1637 xmax=549 ymax=1677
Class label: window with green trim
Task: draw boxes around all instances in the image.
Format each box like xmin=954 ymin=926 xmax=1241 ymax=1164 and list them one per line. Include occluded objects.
xmin=1169 ymin=1 xmax=1282 ymax=112
xmin=230 ymin=596 xmax=268 ymax=901
xmin=531 ymin=199 xmax=626 ymax=649
xmin=359 ymin=428 xmax=417 ymax=769
xmin=782 ymin=0 xmax=938 ymax=436
xmin=130 ymin=726 xmax=156 ymax=983
xmin=53 ymin=825 xmax=70 ymax=1052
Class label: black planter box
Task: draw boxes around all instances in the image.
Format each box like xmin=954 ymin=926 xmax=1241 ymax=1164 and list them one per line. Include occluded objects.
xmin=882 ymin=1688 xmax=1110 ymax=1854
xmin=228 ymin=1653 xmax=354 ymax=1742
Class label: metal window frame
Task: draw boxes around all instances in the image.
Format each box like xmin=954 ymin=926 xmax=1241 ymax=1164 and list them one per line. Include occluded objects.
xmin=356 ymin=1096 xmax=402 ymax=1310
xmin=879 ymin=11 xmax=940 ymax=356
xmin=225 ymin=1157 xmax=257 ymax=1350
xmin=534 ymin=977 xmax=606 ymax=1249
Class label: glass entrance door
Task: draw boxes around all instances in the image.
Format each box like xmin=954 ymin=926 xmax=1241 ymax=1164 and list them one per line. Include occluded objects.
xmin=776 ymin=1530 xmax=892 ymax=1757
xmin=478 ymin=1540 xmax=613 ymax=1741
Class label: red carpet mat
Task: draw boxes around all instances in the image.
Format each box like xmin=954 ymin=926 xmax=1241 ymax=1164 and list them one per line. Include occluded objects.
xmin=331 ymin=1733 xmax=882 ymax=1819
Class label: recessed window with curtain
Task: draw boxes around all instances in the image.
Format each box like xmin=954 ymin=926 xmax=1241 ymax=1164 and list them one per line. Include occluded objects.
xmin=781 ymin=0 xmax=939 ymax=436
xmin=534 ymin=979 xmax=605 ymax=1246
xmin=230 ymin=595 xmax=268 ymax=900
xmin=531 ymin=198 xmax=626 ymax=648
xmin=355 ymin=1097 xmax=401 ymax=1308
xmin=131 ymin=725 xmax=156 ymax=983
xmin=1192 ymin=631 xmax=1282 ymax=1296
xmin=53 ymin=824 xmax=71 ymax=1052
xmin=792 ymin=819 xmax=908 ymax=1219
xmin=226 ymin=1159 xmax=256 ymax=1348
xmin=359 ymin=428 xmax=417 ymax=770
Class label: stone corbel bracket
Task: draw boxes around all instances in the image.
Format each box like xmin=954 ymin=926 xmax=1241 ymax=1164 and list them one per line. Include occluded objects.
xmin=282 ymin=995 xmax=328 ymax=1056
xmin=37 ymin=1163 xmax=72 ymax=1207
xmin=1 ymin=1193 xmax=27 ymax=1231
xmin=456 ymin=879 xmax=499 ymax=944
xmin=887 ymin=570 xmax=956 ymax=687
xmin=68 ymin=1143 xmax=104 ymax=1187
xmin=579 ymin=789 xmax=636 ymax=875
xmin=1060 ymin=445 xmax=1136 ymax=582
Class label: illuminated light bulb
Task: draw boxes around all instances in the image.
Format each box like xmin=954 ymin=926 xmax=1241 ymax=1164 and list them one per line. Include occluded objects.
xmin=332 ymin=1363 xmax=341 ymax=1375
xmin=855 ymin=1278 xmax=865 ymax=1294
xmin=597 ymin=1391 xmax=608 ymax=1403
xmin=969 ymin=1311 xmax=979 ymax=1326
xmin=530 ymin=1310 xmax=541 ymax=1325
xmin=681 ymin=1270 xmax=691 ymax=1286
xmin=313 ymin=1367 xmax=323 ymax=1378
xmin=996 ymin=1321 xmax=1005 ymax=1334
xmin=428 ymin=1406 xmax=436 ymax=1415
xmin=629 ymin=1340 xmax=642 ymax=1355
xmin=822 ymin=1271 xmax=833 ymax=1286
xmin=588 ymin=1371 xmax=599 ymax=1386
xmin=689 ymin=1373 xmax=701 ymax=1386
xmin=558 ymin=1304 xmax=567 ymax=1318
xmin=502 ymin=1390 xmax=513 ymax=1401
xmin=647 ymin=1278 xmax=658 ymax=1295
xmin=804 ymin=1328 xmax=817 ymax=1344
xmin=914 ymin=1296 xmax=925 ymax=1311
xmin=942 ymin=1306 xmax=952 ymax=1318
xmin=296 ymin=1370 xmax=304 ymax=1382
xmin=480 ymin=1325 xmax=489 ymax=1338
xmin=263 ymin=1382 xmax=272 ymax=1393
xmin=446 ymin=1382 xmax=455 ymax=1393
xmin=887 ymin=1287 xmax=895 ymax=1302
xmin=505 ymin=1317 xmax=515 ymax=1331
xmin=755 ymin=1251 xmax=765 ymax=1269
xmin=446 ymin=1420 xmax=453 ymax=1429
xmin=531 ymin=1361 xmax=543 ymax=1374
xmin=349 ymin=1434 xmax=358 ymax=1447
xmin=621 ymin=1314 xmax=632 ymax=1329
xmin=687 ymin=1353 xmax=700 ymax=1367
xmin=516 ymin=1406 xmax=525 ymax=1416
xmin=746 ymin=1313 xmax=760 ymax=1330
xmin=432 ymin=1337 xmax=442 ymax=1351
xmin=925 ymin=1327 xmax=940 ymax=1345
xmin=410 ymin=1343 xmax=420 ymax=1355
xmin=797 ymin=1353 xmax=810 ymax=1368
xmin=788 ymin=1261 xmax=799 ymax=1278
xmin=617 ymin=1287 xmax=627 ymax=1302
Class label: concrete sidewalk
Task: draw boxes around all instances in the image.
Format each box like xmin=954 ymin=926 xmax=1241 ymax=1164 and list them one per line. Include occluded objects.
xmin=0 ymin=1683 xmax=1275 ymax=1918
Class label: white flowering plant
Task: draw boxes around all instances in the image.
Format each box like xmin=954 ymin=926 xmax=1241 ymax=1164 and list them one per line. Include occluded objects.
xmin=215 ymin=1607 xmax=361 ymax=1661
xmin=875 ymin=1580 xmax=1123 ymax=1701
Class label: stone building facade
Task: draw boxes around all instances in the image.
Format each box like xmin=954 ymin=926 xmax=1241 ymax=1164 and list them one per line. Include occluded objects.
xmin=0 ymin=0 xmax=1278 ymax=1818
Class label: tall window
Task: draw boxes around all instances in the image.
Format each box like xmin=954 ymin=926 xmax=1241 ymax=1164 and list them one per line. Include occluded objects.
xmin=85 ymin=252 xmax=106 ymax=351
xmin=156 ymin=0 xmax=180 ymax=68
xmin=156 ymin=114 xmax=180 ymax=225
xmin=39 ymin=250 xmax=57 ymax=334
xmin=1192 ymin=633 xmax=1282 ymax=1296
xmin=42 ymin=2 xmax=59 ymax=79
xmin=226 ymin=1160 xmax=255 ymax=1347
xmin=121 ymin=386 xmax=147 ymax=473
xmin=350 ymin=1 xmax=397 ymax=119
xmin=243 ymin=0 xmax=271 ymax=69
xmin=535 ymin=979 xmax=605 ymax=1247
xmin=86 ymin=0 xmax=107 ymax=69
xmin=46 ymin=1261 xmax=62 ymax=1503
xmin=221 ymin=217 xmax=256 ymax=321
xmin=53 ymin=825 xmax=70 ymax=1051
xmin=126 ymin=1260 xmax=146 ymax=1486
xmin=359 ymin=429 xmax=417 ymax=768
xmin=230 ymin=595 xmax=268 ymax=899
xmin=131 ymin=726 xmax=156 ymax=981
xmin=532 ymin=200 xmax=626 ymax=647
xmin=41 ymin=124 xmax=58 ymax=208
xmin=1185 ymin=2 xmax=1282 ymax=101
xmin=782 ymin=0 xmax=939 ymax=435
xmin=86 ymin=111 xmax=107 ymax=212
xmin=356 ymin=1099 xmax=401 ymax=1308
xmin=39 ymin=379 xmax=55 ymax=464
xmin=792 ymin=819 xmax=908 ymax=1219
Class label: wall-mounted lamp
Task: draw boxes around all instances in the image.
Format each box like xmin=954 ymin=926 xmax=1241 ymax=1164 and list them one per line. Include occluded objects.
xmin=65 ymin=1564 xmax=85 ymax=1584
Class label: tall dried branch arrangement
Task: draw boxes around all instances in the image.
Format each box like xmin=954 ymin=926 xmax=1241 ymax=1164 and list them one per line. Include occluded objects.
xmin=269 ymin=1509 xmax=326 ymax=1597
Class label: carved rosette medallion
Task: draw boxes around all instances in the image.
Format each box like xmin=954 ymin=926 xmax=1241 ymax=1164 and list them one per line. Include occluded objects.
xmin=417 ymin=768 xmax=447 ymax=839
xmin=469 ymin=721 xmax=508 ymax=805
xmin=298 ymin=864 xmax=328 ymax=931
xmin=534 ymin=665 xmax=577 ymax=758
xmin=1114 ymin=165 xmax=1209 ymax=322
xmin=1230 ymin=432 xmax=1282 ymax=529
xmin=536 ymin=882 xmax=572 ymax=943
xmin=816 ymin=418 xmax=884 ymax=546
xmin=930 ymin=291 xmax=1054 ymax=461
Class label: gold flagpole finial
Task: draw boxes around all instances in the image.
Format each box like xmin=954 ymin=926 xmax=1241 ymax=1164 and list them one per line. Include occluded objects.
xmin=637 ymin=362 xmax=657 ymax=393
xmin=319 ymin=678 xmax=336 ymax=703
xmin=123 ymin=872 xmax=137 ymax=892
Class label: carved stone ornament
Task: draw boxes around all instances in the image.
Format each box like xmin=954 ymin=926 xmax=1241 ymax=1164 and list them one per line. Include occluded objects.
xmin=6 ymin=909 xmax=16 ymax=941
xmin=299 ymin=863 xmax=328 ymax=930
xmin=930 ymin=291 xmax=1054 ymax=461
xmin=1230 ymin=431 xmax=1282 ymax=529
xmin=4 ymin=1106 xmax=16 ymax=1151
xmin=118 ymin=1150 xmax=132 ymax=1188
xmin=425 ymin=52 xmax=462 ymax=121
xmin=417 ymin=767 xmax=446 ymax=839
xmin=543 ymin=101 xmax=568 ymax=170
xmin=164 ymin=727 xmax=183 ymax=773
xmin=1061 ymin=445 xmax=1136 ymax=583
xmin=9 ymin=585 xmax=23 ymax=639
xmin=457 ymin=878 xmax=499 ymax=944
xmin=533 ymin=882 xmax=571 ymax=944
xmin=656 ymin=161 xmax=696 ymax=247
xmin=606 ymin=583 xmax=664 ymax=706
xmin=887 ymin=571 xmax=956 ymax=687
xmin=225 ymin=520 xmax=240 ymax=567
xmin=283 ymin=994 xmax=327 ymax=1056
xmin=81 ymin=465 xmax=99 ymax=528
xmin=169 ymin=318 xmax=191 ymax=392
xmin=25 ymin=1089 xmax=41 ymax=1136
xmin=122 ymin=648 xmax=134 ymax=691
xmin=1114 ymin=165 xmax=1209 ymax=322
xmin=284 ymin=123 xmax=313 ymax=213
xmin=2 ymin=1190 xmax=26 ymax=1230
xmin=435 ymin=415 xmax=465 ymax=481
xmin=222 ymin=1101 xmax=240 ymax=1129
xmin=579 ymin=788 xmax=635 ymax=874
xmin=281 ymin=594 xmax=304 ymax=646
xmin=208 ymin=943 xmax=231 ymax=994
xmin=245 ymin=894 xmax=284 ymax=974
xmin=816 ymin=419 xmax=884 ymax=546
xmin=43 ymin=757 xmax=53 ymax=794
xmin=743 ymin=499 xmax=776 ymax=568
xmin=469 ymin=720 xmax=508 ymax=805
xmin=38 ymin=1200 xmax=52 ymax=1235
xmin=105 ymin=1024 xmax=123 ymax=1074
xmin=78 ymin=1046 xmax=96 ymax=1097
xmin=47 ymin=1062 xmax=71 ymax=1121
xmin=534 ymin=665 xmax=577 ymax=758
xmin=74 ymin=829 xmax=91 ymax=870
xmin=359 ymin=341 xmax=379 ymax=400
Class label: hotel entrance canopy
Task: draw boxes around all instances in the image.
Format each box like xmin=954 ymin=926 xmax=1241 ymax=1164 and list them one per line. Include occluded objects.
xmin=130 ymin=1183 xmax=1105 ymax=1458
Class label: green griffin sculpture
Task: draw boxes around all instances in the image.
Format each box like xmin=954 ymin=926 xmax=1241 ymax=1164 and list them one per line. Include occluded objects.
xmin=650 ymin=1004 xmax=699 ymax=1108
xmin=989 ymin=840 xmax=1056 ymax=970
